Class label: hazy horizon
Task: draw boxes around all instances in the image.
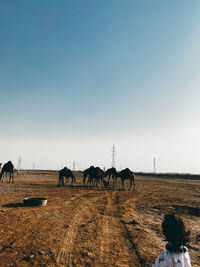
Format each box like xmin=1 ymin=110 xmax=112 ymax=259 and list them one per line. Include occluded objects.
xmin=1 ymin=1 xmax=200 ymax=173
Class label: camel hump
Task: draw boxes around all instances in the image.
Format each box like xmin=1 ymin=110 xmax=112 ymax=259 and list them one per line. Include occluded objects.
xmin=89 ymin=165 xmax=95 ymax=170
xmin=59 ymin=166 xmax=69 ymax=172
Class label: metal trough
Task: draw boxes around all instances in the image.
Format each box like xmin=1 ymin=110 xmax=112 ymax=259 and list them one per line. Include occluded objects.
xmin=23 ymin=198 xmax=47 ymax=207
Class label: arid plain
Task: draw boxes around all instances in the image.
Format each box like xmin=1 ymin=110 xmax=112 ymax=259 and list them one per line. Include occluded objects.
xmin=0 ymin=171 xmax=199 ymax=267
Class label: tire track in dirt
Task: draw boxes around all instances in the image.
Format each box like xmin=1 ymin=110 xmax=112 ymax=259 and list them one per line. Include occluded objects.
xmin=51 ymin=191 xmax=92 ymax=223
xmin=98 ymin=192 xmax=133 ymax=266
xmin=117 ymin=195 xmax=148 ymax=267
xmin=99 ymin=194 xmax=111 ymax=264
xmin=3 ymin=192 xmax=87 ymax=252
xmin=57 ymin=205 xmax=88 ymax=266
xmin=56 ymin=192 xmax=104 ymax=266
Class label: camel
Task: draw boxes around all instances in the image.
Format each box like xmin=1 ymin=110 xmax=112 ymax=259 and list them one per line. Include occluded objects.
xmin=116 ymin=168 xmax=135 ymax=191
xmin=0 ymin=161 xmax=15 ymax=183
xmin=83 ymin=165 xmax=95 ymax=186
xmin=87 ymin=167 xmax=106 ymax=188
xmin=105 ymin=167 xmax=118 ymax=188
xmin=58 ymin=167 xmax=76 ymax=185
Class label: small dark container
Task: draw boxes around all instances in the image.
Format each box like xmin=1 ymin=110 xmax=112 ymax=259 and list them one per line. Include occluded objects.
xmin=23 ymin=198 xmax=47 ymax=207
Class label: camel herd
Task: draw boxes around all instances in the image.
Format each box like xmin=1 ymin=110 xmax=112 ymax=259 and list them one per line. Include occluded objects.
xmin=0 ymin=161 xmax=135 ymax=191
xmin=59 ymin=165 xmax=135 ymax=191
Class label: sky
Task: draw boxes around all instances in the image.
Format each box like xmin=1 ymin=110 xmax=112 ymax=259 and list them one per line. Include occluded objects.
xmin=1 ymin=0 xmax=200 ymax=173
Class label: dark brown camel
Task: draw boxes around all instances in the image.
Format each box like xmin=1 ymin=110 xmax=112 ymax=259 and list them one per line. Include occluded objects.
xmin=58 ymin=167 xmax=76 ymax=185
xmin=0 ymin=161 xmax=14 ymax=184
xmin=116 ymin=168 xmax=135 ymax=191
xmin=83 ymin=165 xmax=95 ymax=186
xmin=87 ymin=167 xmax=106 ymax=188
xmin=105 ymin=167 xmax=117 ymax=187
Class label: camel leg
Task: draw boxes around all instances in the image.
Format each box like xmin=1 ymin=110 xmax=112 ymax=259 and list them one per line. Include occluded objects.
xmin=91 ymin=178 xmax=94 ymax=188
xmin=121 ymin=179 xmax=125 ymax=191
xmin=93 ymin=178 xmax=96 ymax=188
xmin=0 ymin=173 xmax=4 ymax=183
xmin=96 ymin=178 xmax=99 ymax=188
xmin=107 ymin=174 xmax=111 ymax=186
xmin=84 ymin=176 xmax=88 ymax=187
xmin=87 ymin=176 xmax=92 ymax=188
xmin=100 ymin=177 xmax=103 ymax=188
xmin=5 ymin=173 xmax=8 ymax=183
xmin=129 ymin=179 xmax=132 ymax=190
xmin=111 ymin=176 xmax=114 ymax=188
xmin=8 ymin=173 xmax=10 ymax=184
xmin=113 ymin=177 xmax=115 ymax=188
xmin=88 ymin=177 xmax=93 ymax=188
xmin=95 ymin=178 xmax=99 ymax=188
xmin=59 ymin=176 xmax=63 ymax=185
xmin=83 ymin=174 xmax=86 ymax=186
xmin=133 ymin=180 xmax=135 ymax=191
xmin=115 ymin=177 xmax=118 ymax=189
xmin=112 ymin=175 xmax=116 ymax=188
xmin=72 ymin=176 xmax=76 ymax=184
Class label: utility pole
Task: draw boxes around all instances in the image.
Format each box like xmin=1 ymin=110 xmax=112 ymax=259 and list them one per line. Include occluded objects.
xmin=111 ymin=145 xmax=116 ymax=168
xmin=17 ymin=156 xmax=22 ymax=170
xmin=153 ymin=157 xmax=156 ymax=173
xmin=32 ymin=162 xmax=35 ymax=170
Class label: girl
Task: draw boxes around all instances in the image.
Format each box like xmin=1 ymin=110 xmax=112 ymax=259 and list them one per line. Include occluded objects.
xmin=153 ymin=213 xmax=192 ymax=267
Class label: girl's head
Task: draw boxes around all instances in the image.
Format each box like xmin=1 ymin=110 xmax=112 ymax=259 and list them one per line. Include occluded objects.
xmin=162 ymin=213 xmax=191 ymax=251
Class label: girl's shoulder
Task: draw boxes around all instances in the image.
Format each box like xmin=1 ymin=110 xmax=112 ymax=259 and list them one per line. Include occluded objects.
xmin=152 ymin=247 xmax=192 ymax=267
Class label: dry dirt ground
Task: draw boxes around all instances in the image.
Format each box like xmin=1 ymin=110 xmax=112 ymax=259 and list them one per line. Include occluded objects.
xmin=0 ymin=171 xmax=199 ymax=267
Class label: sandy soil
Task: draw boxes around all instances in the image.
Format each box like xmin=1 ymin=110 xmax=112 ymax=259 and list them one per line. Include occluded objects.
xmin=0 ymin=171 xmax=199 ymax=267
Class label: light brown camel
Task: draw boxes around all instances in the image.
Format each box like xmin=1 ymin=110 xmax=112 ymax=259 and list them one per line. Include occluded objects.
xmin=116 ymin=168 xmax=135 ymax=191
xmin=0 ymin=161 xmax=15 ymax=183
xmin=58 ymin=167 xmax=76 ymax=185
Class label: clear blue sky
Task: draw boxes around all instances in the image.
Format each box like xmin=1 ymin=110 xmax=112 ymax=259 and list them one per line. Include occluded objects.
xmin=1 ymin=0 xmax=200 ymax=172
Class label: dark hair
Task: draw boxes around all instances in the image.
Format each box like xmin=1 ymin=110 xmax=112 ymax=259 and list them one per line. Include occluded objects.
xmin=162 ymin=213 xmax=191 ymax=252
